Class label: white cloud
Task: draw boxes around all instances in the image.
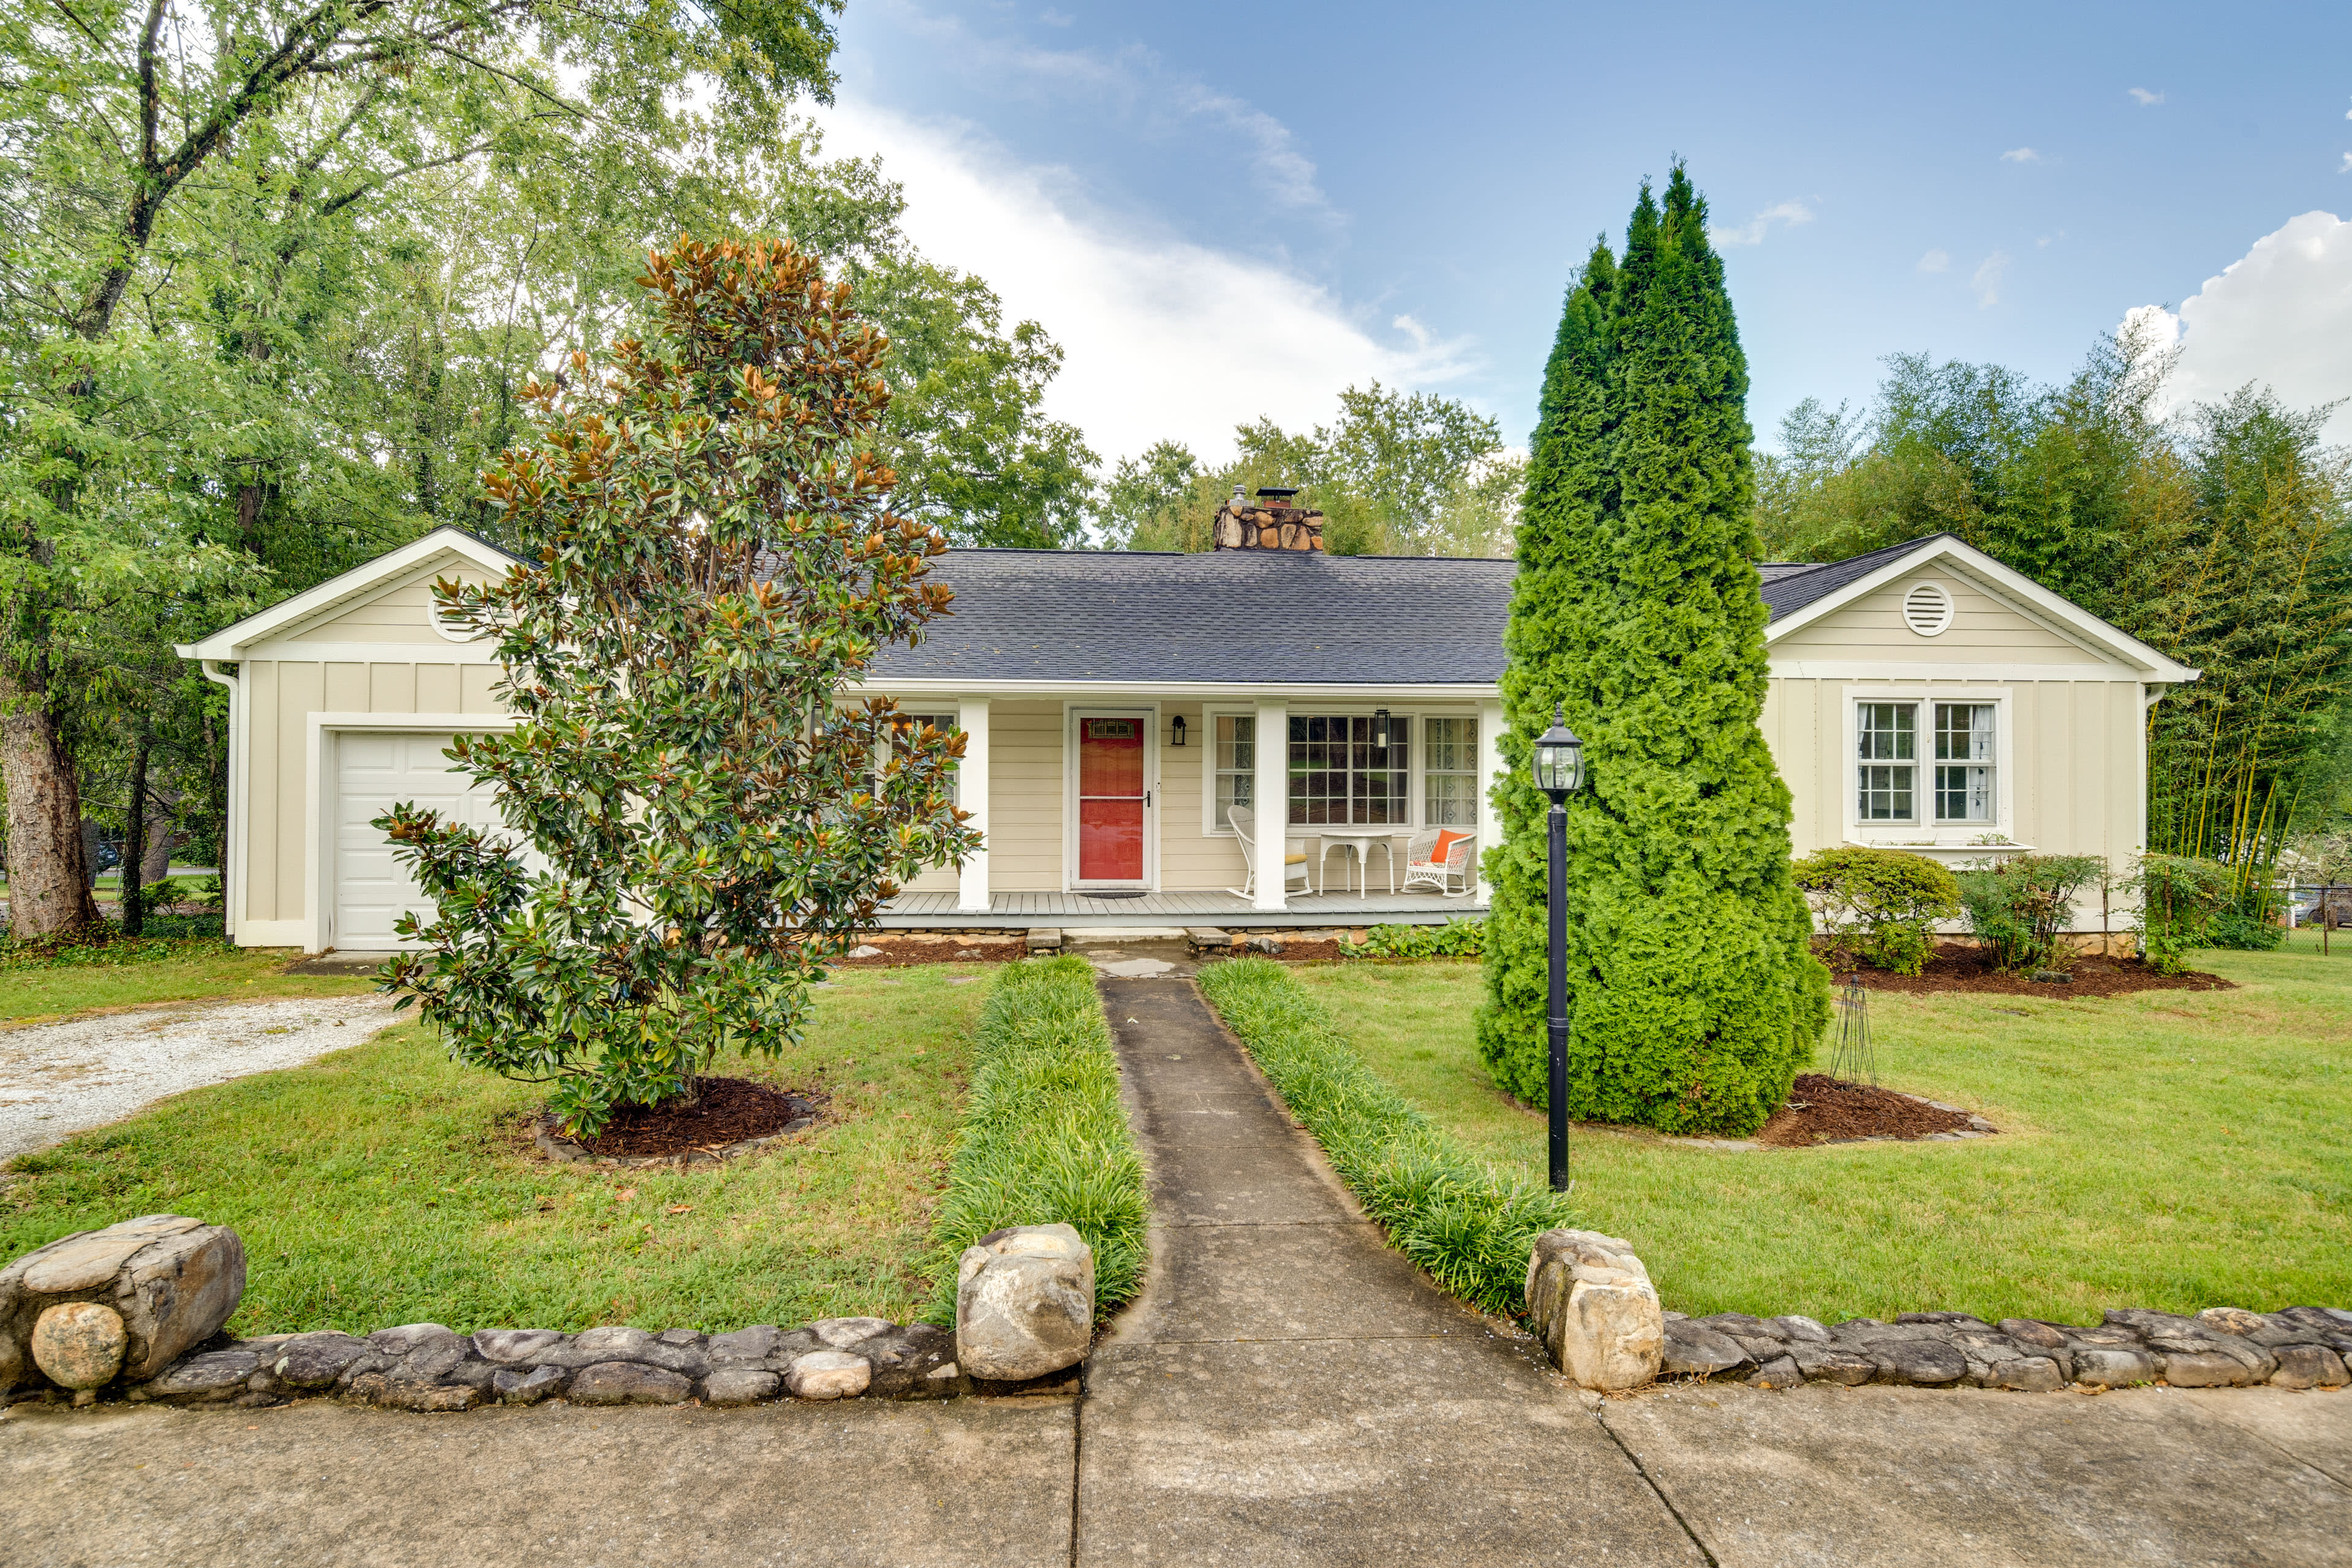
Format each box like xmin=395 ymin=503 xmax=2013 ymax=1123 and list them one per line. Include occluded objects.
xmin=2127 ymin=211 xmax=2352 ymax=442
xmin=1917 ymin=249 xmax=1950 ymax=274
xmin=857 ymin=9 xmax=1341 ymax=226
xmin=2000 ymin=146 xmax=2041 ymax=164
xmin=2341 ymin=151 xmax=2352 ymax=173
xmin=2128 ymin=87 xmax=2164 ymax=107
xmin=810 ymin=98 xmax=1472 ymax=464
xmin=1709 ymin=199 xmax=1814 ymax=247
xmin=1973 ymin=251 xmax=2010 ymax=306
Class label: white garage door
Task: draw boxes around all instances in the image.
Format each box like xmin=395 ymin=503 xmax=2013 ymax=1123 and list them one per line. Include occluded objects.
xmin=334 ymin=731 xmax=505 ymax=949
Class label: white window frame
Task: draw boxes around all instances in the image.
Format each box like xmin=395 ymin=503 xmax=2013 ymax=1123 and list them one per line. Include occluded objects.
xmin=1841 ymin=686 xmax=2014 ymax=845
xmin=1198 ymin=704 xmax=1480 ymax=837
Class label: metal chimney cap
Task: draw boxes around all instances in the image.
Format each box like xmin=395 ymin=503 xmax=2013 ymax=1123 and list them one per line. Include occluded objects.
xmin=1254 ymin=487 xmax=1300 ymax=500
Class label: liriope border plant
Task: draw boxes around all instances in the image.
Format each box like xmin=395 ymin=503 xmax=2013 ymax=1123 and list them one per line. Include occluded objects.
xmin=1197 ymin=957 xmax=1577 ymax=1317
xmin=923 ymin=956 xmax=1147 ymax=1323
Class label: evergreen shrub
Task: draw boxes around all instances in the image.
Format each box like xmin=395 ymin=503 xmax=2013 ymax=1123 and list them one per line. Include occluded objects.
xmin=1477 ymin=166 xmax=1829 ymax=1136
xmin=1200 ymin=958 xmax=1577 ymax=1317
xmin=1790 ymin=847 xmax=1960 ymax=976
xmin=1954 ymin=854 xmax=2106 ymax=971
xmin=924 ymin=957 xmax=1146 ymax=1322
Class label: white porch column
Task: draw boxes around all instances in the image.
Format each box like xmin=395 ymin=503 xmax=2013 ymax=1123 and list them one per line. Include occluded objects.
xmin=1477 ymin=699 xmax=1507 ymax=904
xmin=1253 ymin=698 xmax=1289 ymax=911
xmin=956 ymin=696 xmax=991 ymax=914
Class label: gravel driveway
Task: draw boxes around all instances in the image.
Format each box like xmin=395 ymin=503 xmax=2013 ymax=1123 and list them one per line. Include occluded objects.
xmin=0 ymin=995 xmax=399 ymax=1164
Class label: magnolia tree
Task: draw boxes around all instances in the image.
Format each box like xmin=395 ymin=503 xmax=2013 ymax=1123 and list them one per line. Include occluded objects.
xmin=379 ymin=236 xmax=978 ymax=1134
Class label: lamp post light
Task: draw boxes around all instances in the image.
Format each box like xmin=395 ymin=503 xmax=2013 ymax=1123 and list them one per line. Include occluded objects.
xmin=1531 ymin=706 xmax=1585 ymax=1193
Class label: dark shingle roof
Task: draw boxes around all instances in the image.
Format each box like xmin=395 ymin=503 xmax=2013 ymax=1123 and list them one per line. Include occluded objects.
xmin=867 ymin=537 xmax=1946 ymax=685
xmin=1757 ymin=535 xmax=1945 ymax=621
xmin=869 ymin=549 xmax=1518 ymax=685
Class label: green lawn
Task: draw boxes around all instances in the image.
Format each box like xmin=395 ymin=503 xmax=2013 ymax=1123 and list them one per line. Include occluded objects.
xmin=0 ymin=943 xmax=372 ymax=1027
xmin=0 ymin=968 xmax=990 ymax=1333
xmin=1291 ymin=933 xmax=2352 ymax=1326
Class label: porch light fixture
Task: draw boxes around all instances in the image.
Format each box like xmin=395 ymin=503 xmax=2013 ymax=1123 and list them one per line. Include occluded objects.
xmin=1372 ymin=707 xmax=1392 ymax=750
xmin=1530 ymin=704 xmax=1585 ymax=1194
xmin=1170 ymin=714 xmax=1188 ymax=747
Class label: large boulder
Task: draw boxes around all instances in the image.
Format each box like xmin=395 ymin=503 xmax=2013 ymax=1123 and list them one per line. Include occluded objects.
xmin=955 ymin=1224 xmax=1094 ymax=1382
xmin=1525 ymin=1230 xmax=1663 ymax=1391
xmin=1 ymin=1215 xmax=244 ymax=1393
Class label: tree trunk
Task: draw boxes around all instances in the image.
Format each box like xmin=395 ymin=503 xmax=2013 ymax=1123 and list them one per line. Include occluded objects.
xmin=123 ymin=729 xmax=151 ymax=936
xmin=141 ymin=785 xmax=177 ymax=884
xmin=0 ymin=668 xmax=100 ymax=937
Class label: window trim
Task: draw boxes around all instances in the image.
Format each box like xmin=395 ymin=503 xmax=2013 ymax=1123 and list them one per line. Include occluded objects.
xmin=1841 ymin=686 xmax=2013 ymax=845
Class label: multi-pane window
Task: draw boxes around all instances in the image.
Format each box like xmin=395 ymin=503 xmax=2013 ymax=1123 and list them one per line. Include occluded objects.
xmin=1933 ymin=703 xmax=1997 ymax=823
xmin=1288 ymin=714 xmax=1409 ymax=825
xmin=1855 ymin=703 xmax=1917 ymax=821
xmin=1213 ymin=714 xmax=1254 ymax=829
xmin=1856 ymin=701 xmax=1999 ymax=824
xmin=1423 ymin=716 xmax=1480 ymax=826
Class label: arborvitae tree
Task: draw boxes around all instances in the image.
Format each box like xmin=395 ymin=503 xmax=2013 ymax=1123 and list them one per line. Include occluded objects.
xmin=1477 ymin=167 xmax=1828 ymax=1136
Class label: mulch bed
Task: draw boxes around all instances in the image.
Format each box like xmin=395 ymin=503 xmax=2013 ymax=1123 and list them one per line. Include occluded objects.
xmin=832 ymin=937 xmax=1023 ymax=968
xmin=1756 ymin=1074 xmax=1978 ymax=1148
xmin=560 ymin=1077 xmax=820 ymax=1159
xmin=1833 ymin=943 xmax=2233 ymax=999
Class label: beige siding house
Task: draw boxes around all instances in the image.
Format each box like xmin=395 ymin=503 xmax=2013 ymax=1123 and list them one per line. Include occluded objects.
xmin=180 ymin=527 xmax=2196 ymax=951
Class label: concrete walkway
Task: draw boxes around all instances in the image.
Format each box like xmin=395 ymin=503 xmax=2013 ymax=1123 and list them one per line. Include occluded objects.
xmin=1080 ymin=973 xmax=1706 ymax=1565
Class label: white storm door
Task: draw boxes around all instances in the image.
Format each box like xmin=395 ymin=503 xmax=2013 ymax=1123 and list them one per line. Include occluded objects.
xmin=333 ymin=731 xmax=501 ymax=949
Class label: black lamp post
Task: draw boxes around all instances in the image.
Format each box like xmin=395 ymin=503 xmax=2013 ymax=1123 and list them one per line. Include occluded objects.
xmin=1532 ymin=705 xmax=1585 ymax=1193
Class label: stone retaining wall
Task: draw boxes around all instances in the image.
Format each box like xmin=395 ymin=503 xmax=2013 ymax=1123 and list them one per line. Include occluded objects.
xmin=1664 ymin=1306 xmax=2352 ymax=1392
xmin=11 ymin=1318 xmax=996 ymax=1412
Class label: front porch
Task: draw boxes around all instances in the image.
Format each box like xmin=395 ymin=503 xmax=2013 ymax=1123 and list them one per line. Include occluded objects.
xmin=875 ymin=888 xmax=1488 ymax=931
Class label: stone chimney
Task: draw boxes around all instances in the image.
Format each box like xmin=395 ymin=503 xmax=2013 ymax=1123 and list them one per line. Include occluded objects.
xmin=1212 ymin=486 xmax=1325 ymax=552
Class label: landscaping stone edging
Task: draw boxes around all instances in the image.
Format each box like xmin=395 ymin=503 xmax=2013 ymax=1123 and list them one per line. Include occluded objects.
xmin=1661 ymin=1305 xmax=2352 ymax=1393
xmin=0 ymin=1317 xmax=1037 ymax=1413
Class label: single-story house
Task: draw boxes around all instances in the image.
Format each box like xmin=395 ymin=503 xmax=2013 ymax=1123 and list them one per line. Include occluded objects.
xmin=178 ymin=524 xmax=2198 ymax=951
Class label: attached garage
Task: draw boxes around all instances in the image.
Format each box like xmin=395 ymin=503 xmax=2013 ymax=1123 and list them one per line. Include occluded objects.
xmin=177 ymin=528 xmax=519 ymax=953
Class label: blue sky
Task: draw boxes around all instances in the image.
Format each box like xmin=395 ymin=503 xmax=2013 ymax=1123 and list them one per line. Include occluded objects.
xmin=813 ymin=1 xmax=2352 ymax=466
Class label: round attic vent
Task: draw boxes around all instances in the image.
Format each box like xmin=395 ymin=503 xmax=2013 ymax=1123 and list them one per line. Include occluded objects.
xmin=1902 ymin=581 xmax=1954 ymax=637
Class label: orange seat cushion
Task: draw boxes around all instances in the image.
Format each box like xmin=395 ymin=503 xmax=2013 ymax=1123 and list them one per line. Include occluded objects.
xmin=1427 ymin=829 xmax=1473 ymax=864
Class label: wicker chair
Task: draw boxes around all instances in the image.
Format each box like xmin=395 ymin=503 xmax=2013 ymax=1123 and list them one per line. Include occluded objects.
xmin=1400 ymin=827 xmax=1478 ymax=898
xmin=1227 ymin=805 xmax=1311 ymax=898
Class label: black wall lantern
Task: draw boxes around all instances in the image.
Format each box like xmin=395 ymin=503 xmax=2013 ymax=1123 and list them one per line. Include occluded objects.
xmin=1170 ymin=714 xmax=1188 ymax=747
xmin=1372 ymin=707 xmax=1392 ymax=750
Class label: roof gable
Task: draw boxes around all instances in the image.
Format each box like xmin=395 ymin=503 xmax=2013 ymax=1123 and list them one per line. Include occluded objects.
xmin=177 ymin=527 xmax=520 ymax=661
xmin=1761 ymin=533 xmax=2198 ymax=680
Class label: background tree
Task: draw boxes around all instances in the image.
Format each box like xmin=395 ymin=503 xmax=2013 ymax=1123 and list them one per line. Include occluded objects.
xmin=381 ymin=236 xmax=976 ymax=1134
xmin=1477 ymin=167 xmax=1829 ymax=1136
xmin=2 ymin=1 xmax=1093 ymax=933
xmin=1098 ymin=382 xmax=1523 ymax=556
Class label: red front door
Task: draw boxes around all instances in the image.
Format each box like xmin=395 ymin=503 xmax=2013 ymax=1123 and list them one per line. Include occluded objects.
xmin=1078 ymin=716 xmax=1147 ymax=883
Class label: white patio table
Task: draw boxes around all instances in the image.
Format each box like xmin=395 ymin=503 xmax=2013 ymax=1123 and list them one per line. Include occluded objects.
xmin=1310 ymin=824 xmax=1410 ymax=895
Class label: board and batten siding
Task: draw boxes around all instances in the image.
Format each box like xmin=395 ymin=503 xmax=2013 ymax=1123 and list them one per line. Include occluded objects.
xmin=1762 ymin=564 xmax=2157 ymax=927
xmin=1772 ymin=566 xmax=2108 ymax=665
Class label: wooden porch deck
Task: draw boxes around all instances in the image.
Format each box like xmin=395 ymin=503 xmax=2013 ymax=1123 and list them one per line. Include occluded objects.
xmin=873 ymin=889 xmax=1487 ymax=930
